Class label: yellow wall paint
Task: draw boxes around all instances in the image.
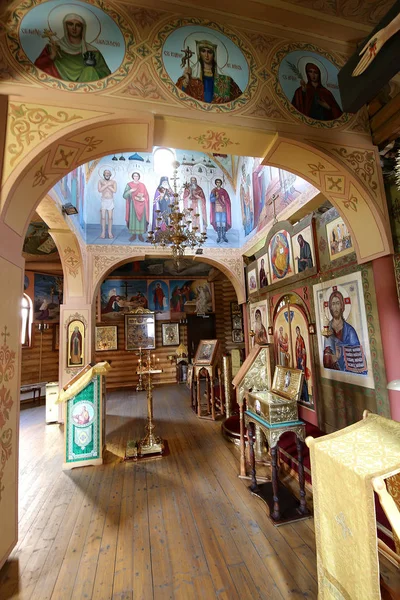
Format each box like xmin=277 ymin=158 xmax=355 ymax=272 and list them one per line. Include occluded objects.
xmin=51 ymin=232 xmax=84 ymax=299
xmin=339 ymin=183 xmax=385 ymax=259
xmin=68 ymin=122 xmax=153 ymax=156
xmin=3 ymin=103 xmax=104 ymax=183
xmin=0 ymin=258 xmax=22 ymax=569
xmin=154 ymin=117 xmax=275 ymax=158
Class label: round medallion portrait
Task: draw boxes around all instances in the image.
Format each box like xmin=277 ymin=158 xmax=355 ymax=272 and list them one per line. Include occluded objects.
xmin=161 ymin=24 xmax=250 ymax=106
xmin=17 ymin=0 xmax=129 ymax=91
xmin=278 ymin=50 xmax=343 ymax=122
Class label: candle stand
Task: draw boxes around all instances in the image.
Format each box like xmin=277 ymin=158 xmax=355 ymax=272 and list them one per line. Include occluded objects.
xmin=136 ymin=347 xmax=144 ymax=391
xmin=126 ymin=350 xmax=164 ymax=460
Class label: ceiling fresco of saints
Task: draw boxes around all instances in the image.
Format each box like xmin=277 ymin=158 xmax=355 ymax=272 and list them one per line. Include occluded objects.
xmin=272 ymin=44 xmax=350 ymax=128
xmin=15 ymin=0 xmax=129 ymax=90
xmin=49 ymin=148 xmax=321 ymax=249
xmin=159 ymin=23 xmax=252 ymax=108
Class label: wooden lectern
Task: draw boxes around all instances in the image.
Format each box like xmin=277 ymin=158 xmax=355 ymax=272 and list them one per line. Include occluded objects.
xmin=57 ymin=362 xmax=111 ymax=470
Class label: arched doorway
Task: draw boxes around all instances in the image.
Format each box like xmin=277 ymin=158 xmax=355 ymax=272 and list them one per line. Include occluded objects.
xmin=0 ymin=111 xmax=392 ymax=568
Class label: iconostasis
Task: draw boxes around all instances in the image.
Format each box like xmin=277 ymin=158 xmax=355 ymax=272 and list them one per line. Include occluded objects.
xmin=245 ymin=208 xmax=388 ymax=432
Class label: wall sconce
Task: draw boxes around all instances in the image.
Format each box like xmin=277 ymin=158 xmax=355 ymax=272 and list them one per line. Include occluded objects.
xmin=62 ymin=203 xmax=78 ymax=215
xmin=37 ymin=323 xmax=49 ymax=331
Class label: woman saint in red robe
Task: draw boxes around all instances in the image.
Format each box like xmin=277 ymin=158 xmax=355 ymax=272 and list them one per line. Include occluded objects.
xmin=291 ymin=63 xmax=343 ymax=121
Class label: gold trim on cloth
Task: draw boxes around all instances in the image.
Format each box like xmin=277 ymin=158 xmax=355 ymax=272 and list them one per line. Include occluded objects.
xmin=307 ymin=413 xmax=400 ymax=600
xmin=57 ymin=362 xmax=111 ymax=404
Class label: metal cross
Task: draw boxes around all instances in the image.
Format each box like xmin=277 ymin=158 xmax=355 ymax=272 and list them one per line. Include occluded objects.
xmin=267 ymin=193 xmax=279 ymax=224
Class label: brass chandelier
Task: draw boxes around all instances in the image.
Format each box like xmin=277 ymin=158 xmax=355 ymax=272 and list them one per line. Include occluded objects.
xmin=147 ymin=160 xmax=207 ymax=265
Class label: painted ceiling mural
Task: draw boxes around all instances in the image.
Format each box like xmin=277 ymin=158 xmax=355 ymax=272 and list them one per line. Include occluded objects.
xmin=48 ymin=147 xmax=319 ymax=249
xmin=3 ymin=0 xmax=359 ymax=131
xmin=12 ymin=0 xmax=134 ymax=92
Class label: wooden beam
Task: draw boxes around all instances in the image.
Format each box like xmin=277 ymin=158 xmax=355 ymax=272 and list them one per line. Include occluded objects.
xmin=370 ymin=92 xmax=400 ymax=145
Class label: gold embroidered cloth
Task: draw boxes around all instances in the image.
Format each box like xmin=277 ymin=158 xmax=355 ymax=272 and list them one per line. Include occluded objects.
xmin=57 ymin=362 xmax=111 ymax=404
xmin=308 ymin=413 xmax=400 ymax=599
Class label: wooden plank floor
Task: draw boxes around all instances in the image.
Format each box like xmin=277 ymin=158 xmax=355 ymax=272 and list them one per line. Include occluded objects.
xmin=1 ymin=385 xmax=321 ymax=599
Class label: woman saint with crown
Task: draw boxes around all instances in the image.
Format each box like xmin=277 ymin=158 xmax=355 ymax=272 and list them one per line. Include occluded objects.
xmin=176 ymin=39 xmax=242 ymax=104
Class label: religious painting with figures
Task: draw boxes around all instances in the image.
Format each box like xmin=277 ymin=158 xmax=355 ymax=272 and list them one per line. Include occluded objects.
xmin=268 ymin=230 xmax=294 ymax=283
xmin=194 ymin=339 xmax=219 ymax=365
xmin=313 ymin=272 xmax=374 ymax=388
xmin=67 ymin=319 xmax=85 ymax=368
xmin=326 ymin=217 xmax=354 ymax=261
xmin=293 ymin=225 xmax=315 ymax=275
xmin=125 ymin=312 xmax=155 ymax=351
xmin=277 ymin=48 xmax=343 ymax=123
xmin=161 ymin=24 xmax=250 ymax=106
xmin=249 ymin=301 xmax=268 ymax=347
xmin=273 ymin=304 xmax=315 ymax=409
xmin=161 ymin=322 xmax=180 ymax=347
xmin=257 ymin=252 xmax=270 ymax=289
xmin=247 ymin=266 xmax=258 ymax=295
xmin=148 ymin=280 xmax=170 ymax=316
xmin=18 ymin=0 xmax=126 ymax=87
xmin=34 ymin=273 xmax=63 ymax=323
xmin=101 ymin=279 xmax=148 ymax=321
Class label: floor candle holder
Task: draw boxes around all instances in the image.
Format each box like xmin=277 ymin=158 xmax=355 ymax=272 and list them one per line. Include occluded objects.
xmin=126 ymin=351 xmax=164 ymax=460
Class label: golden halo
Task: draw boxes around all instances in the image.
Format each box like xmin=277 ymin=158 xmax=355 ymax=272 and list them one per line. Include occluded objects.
xmin=48 ymin=3 xmax=101 ymax=44
xmin=297 ymin=55 xmax=329 ymax=87
xmin=183 ymin=30 xmax=228 ymax=70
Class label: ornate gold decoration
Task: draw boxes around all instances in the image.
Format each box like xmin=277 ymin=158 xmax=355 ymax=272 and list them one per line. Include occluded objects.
xmin=247 ymin=95 xmax=285 ymax=120
xmin=244 ymin=32 xmax=279 ymax=56
xmin=32 ymin=165 xmax=48 ymax=187
xmin=51 ymin=146 xmax=79 ymax=170
xmin=63 ymin=247 xmax=81 ymax=278
xmin=126 ymin=351 xmax=164 ymax=459
xmin=308 ymin=162 xmax=326 ymax=177
xmin=91 ymin=245 xmax=135 ymax=283
xmin=124 ymin=7 xmax=165 ymax=30
xmin=147 ymin=160 xmax=207 ymax=267
xmin=7 ymin=103 xmax=81 ymax=167
xmin=121 ymin=65 xmax=166 ymax=101
xmin=223 ymin=355 xmax=233 ymax=418
xmin=331 ymin=147 xmax=378 ymax=197
xmin=346 ymin=110 xmax=370 ymax=134
xmin=0 ymin=325 xmax=15 ymax=501
xmin=188 ymin=130 xmax=240 ymax=152
xmin=325 ymin=175 xmax=344 ymax=194
xmin=343 ymin=195 xmax=358 ymax=212
xmin=6 ymin=0 xmax=136 ymax=94
xmin=278 ymin=0 xmax=388 ymax=26
xmin=386 ymin=472 xmax=400 ymax=554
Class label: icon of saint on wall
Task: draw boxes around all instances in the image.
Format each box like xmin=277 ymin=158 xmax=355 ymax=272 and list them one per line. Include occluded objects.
xmin=34 ymin=12 xmax=111 ymax=82
xmin=176 ymin=39 xmax=242 ymax=104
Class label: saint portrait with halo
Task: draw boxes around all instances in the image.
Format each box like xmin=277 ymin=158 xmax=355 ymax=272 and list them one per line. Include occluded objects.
xmin=162 ymin=25 xmax=249 ymax=105
xmin=279 ymin=51 xmax=343 ymax=122
xmin=19 ymin=0 xmax=125 ymax=83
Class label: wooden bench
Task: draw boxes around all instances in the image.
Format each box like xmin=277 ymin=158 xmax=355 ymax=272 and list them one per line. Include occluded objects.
xmin=20 ymin=384 xmax=43 ymax=405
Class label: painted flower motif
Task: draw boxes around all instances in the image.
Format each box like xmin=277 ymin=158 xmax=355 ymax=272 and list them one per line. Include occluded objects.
xmin=0 ymin=385 xmax=13 ymax=430
xmin=0 ymin=343 xmax=16 ymax=384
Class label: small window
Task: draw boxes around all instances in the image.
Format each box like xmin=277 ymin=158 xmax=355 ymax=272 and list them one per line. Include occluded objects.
xmin=21 ymin=294 xmax=33 ymax=347
xmin=153 ymin=147 xmax=175 ymax=176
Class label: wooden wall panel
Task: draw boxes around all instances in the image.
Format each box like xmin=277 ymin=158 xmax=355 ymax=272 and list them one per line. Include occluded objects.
xmin=21 ymin=325 xmax=59 ymax=385
xmin=214 ymin=279 xmax=243 ymax=355
xmin=95 ymin=320 xmax=188 ymax=390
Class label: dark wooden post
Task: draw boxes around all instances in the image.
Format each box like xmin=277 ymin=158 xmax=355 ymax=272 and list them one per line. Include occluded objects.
xmin=247 ymin=422 xmax=259 ymax=493
xmin=270 ymin=445 xmax=280 ymax=521
xmin=296 ymin=438 xmax=309 ymax=515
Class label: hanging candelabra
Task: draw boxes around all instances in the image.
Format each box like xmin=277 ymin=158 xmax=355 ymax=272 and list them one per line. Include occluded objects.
xmin=147 ymin=160 xmax=207 ymax=267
